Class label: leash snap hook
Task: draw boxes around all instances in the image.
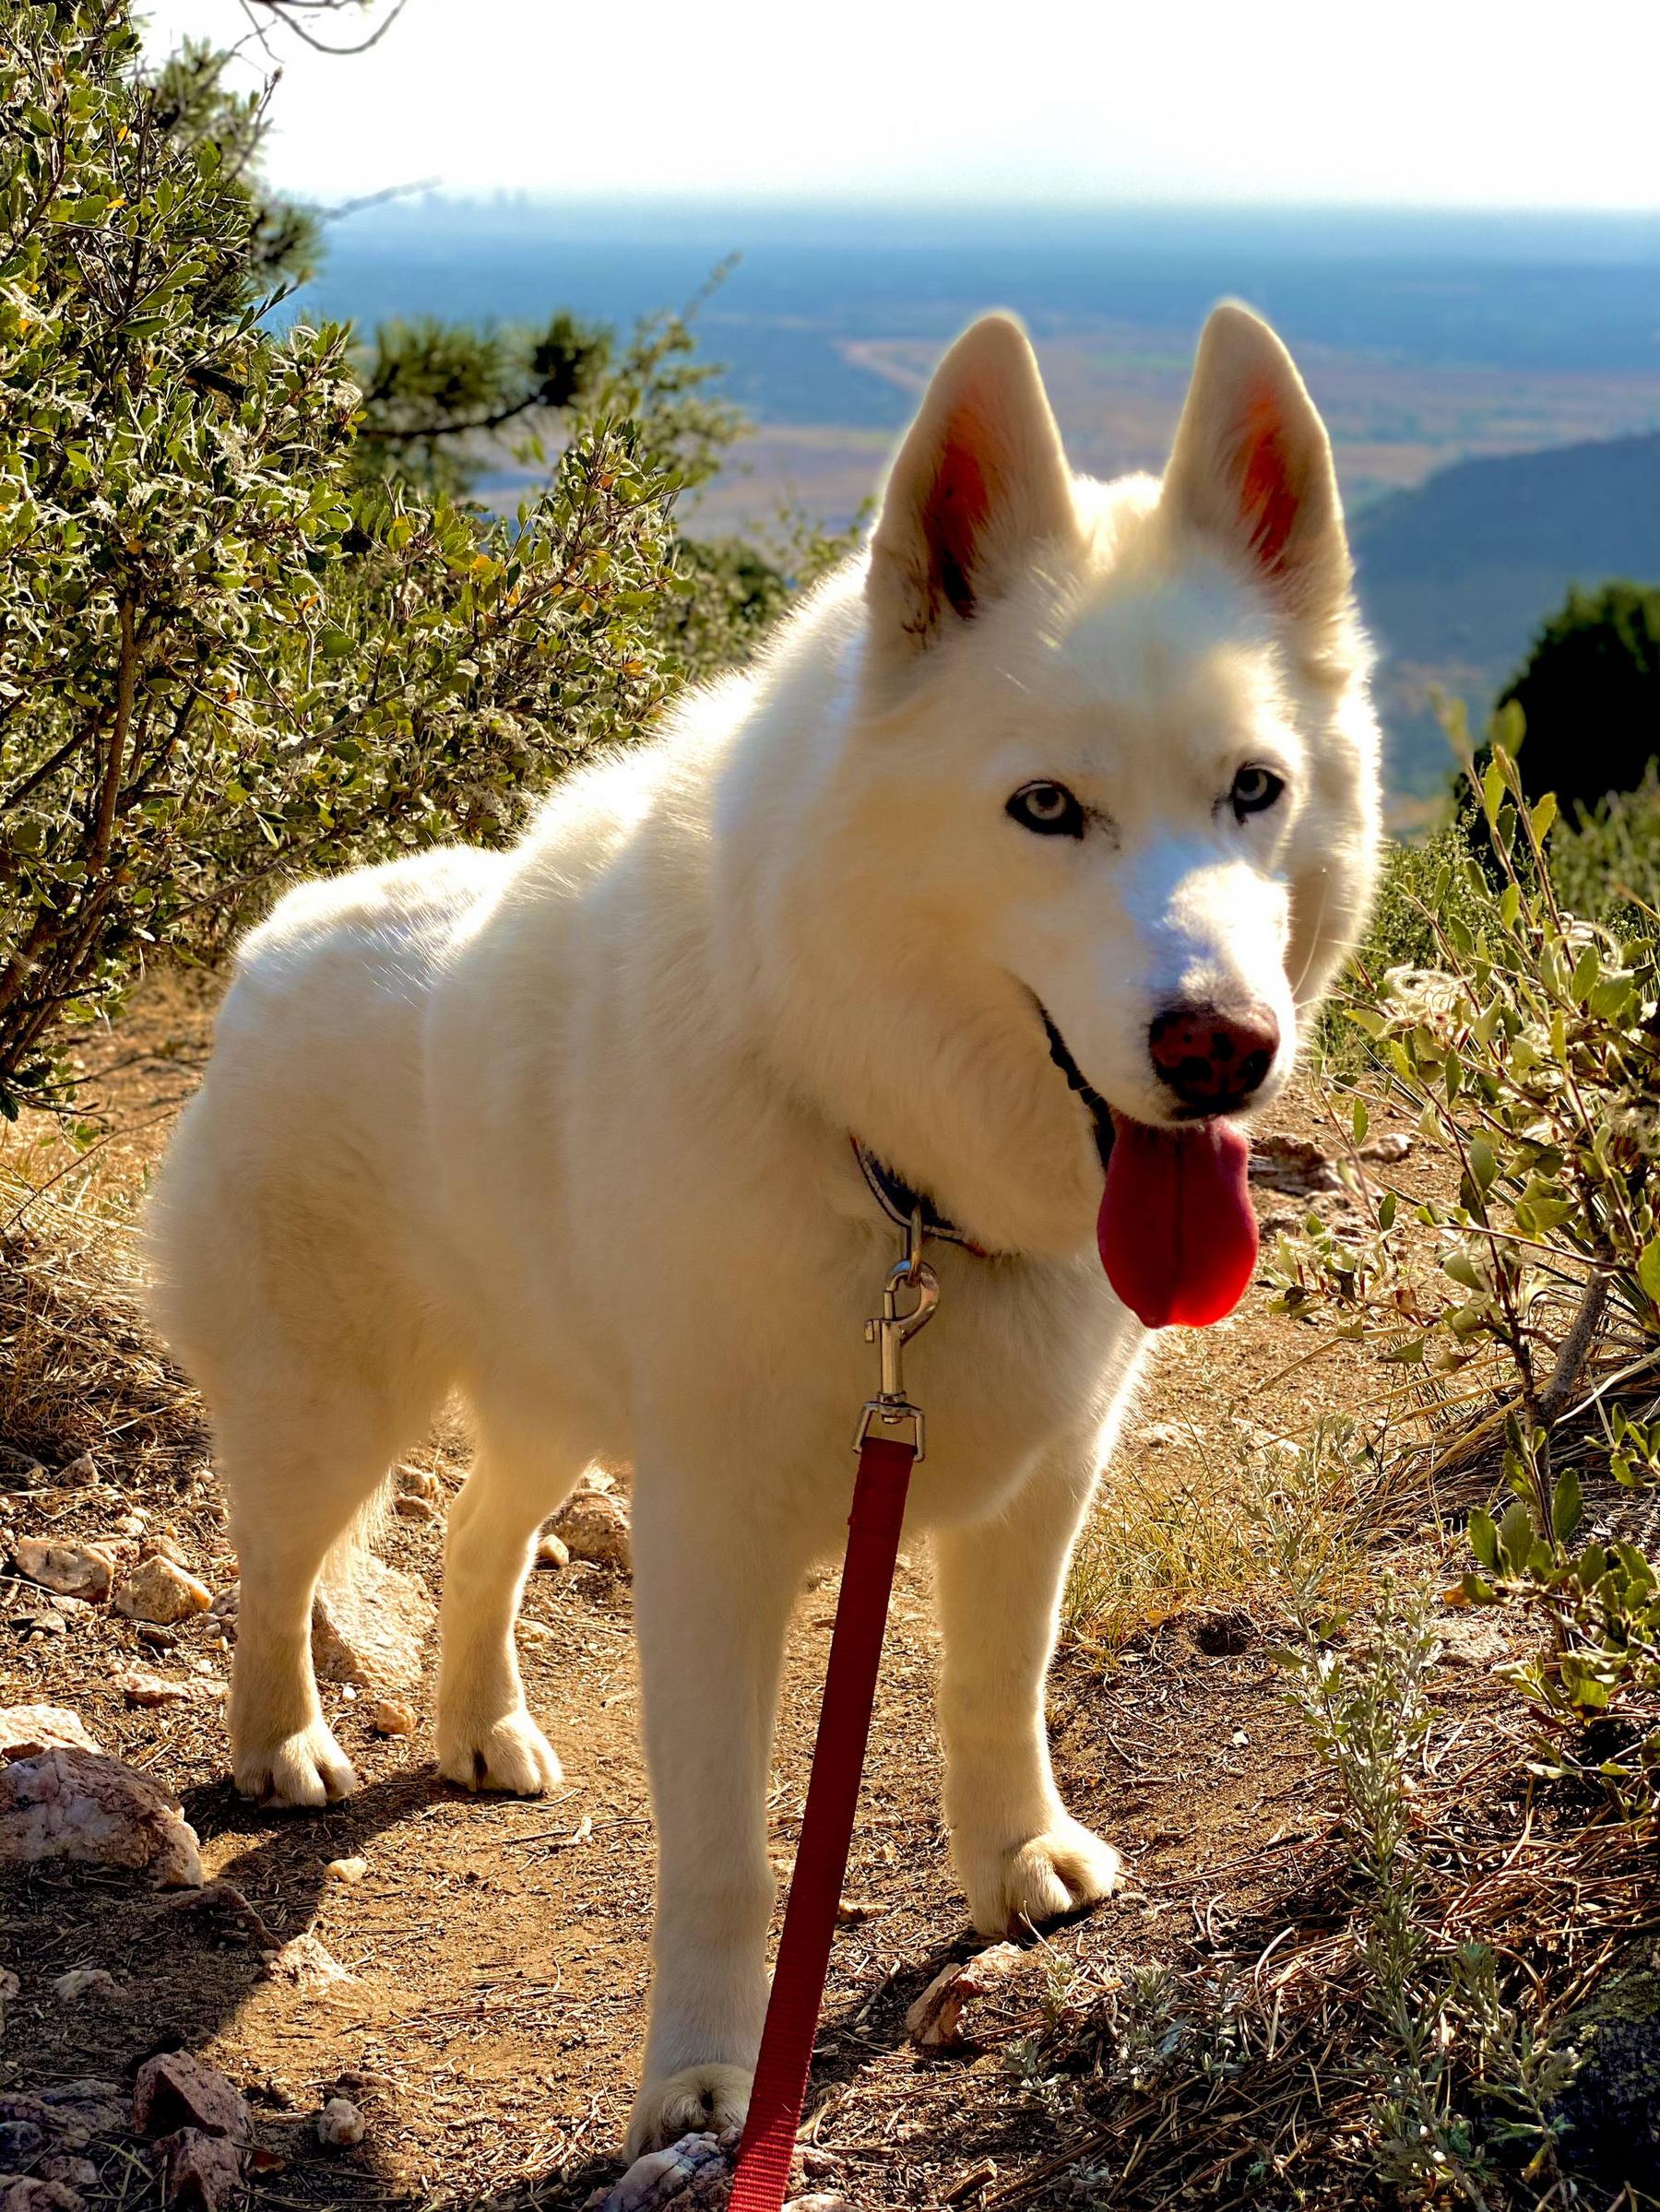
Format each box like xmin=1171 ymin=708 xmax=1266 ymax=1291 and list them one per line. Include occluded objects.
xmin=853 ymin=1252 xmax=938 ymax=1461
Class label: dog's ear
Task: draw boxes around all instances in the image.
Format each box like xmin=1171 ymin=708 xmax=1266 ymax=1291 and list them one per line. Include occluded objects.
xmin=866 ymin=314 xmax=1075 ymax=655
xmin=1162 ymin=302 xmax=1351 ymax=631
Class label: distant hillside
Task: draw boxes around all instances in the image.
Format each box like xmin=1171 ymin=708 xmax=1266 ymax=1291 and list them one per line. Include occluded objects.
xmin=1353 ymin=432 xmax=1660 ymax=788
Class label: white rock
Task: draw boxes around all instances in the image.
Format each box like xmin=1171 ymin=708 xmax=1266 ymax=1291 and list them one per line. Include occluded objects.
xmin=52 ymin=1969 xmax=124 ymax=2005
xmin=14 ymin=1540 xmax=113 ymax=1603
xmin=0 ymin=1749 xmax=201 ymax=1887
xmin=393 ymin=1492 xmax=440 ymax=1523
xmin=117 ymin=1669 xmax=225 ymax=1708
xmin=395 ymin=1463 xmax=441 ymax=1503
xmin=369 ymin=1697 xmax=416 ymax=1737
xmin=326 ymin=1855 xmax=367 ymax=1884
xmin=311 ymin=1555 xmax=433 ymax=1693
xmin=581 ymin=2130 xmax=736 ymax=2210
xmin=58 ymin=1453 xmax=99 ymax=1485
xmin=535 ymin=1532 xmax=571 ymax=1570
xmin=904 ymin=1942 xmax=1029 ymax=2050
xmin=0 ymin=1706 xmax=102 ymax=1758
xmin=550 ymin=1489 xmax=632 ymax=1572
xmin=316 ymin=2096 xmax=365 ymax=2148
xmin=113 ymin=1555 xmax=211 ymax=1626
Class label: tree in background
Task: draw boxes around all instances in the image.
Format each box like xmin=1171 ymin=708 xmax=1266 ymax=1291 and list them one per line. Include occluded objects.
xmin=0 ymin=0 xmax=686 ymax=1118
xmin=1498 ymin=580 xmax=1660 ymax=814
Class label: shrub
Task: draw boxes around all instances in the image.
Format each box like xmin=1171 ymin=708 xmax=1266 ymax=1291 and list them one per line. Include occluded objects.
xmin=0 ymin=0 xmax=682 ymax=1117
xmin=1273 ymin=730 xmax=1660 ymax=1813
xmin=1497 ymin=579 xmax=1660 ymax=812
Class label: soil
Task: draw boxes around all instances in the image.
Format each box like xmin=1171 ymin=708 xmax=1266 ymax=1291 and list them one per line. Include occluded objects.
xmin=0 ymin=976 xmax=1550 ymax=2211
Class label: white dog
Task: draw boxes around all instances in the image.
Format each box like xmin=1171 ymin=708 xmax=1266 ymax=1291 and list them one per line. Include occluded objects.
xmin=147 ymin=302 xmax=1380 ymax=2155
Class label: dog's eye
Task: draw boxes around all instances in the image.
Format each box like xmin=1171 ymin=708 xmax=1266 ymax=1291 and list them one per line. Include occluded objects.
xmin=1007 ymin=781 xmax=1085 ymax=839
xmin=1230 ymin=765 xmax=1285 ymax=821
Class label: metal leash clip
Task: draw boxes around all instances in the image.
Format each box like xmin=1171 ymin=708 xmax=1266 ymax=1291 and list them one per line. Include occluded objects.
xmin=853 ymin=1204 xmax=939 ymax=1461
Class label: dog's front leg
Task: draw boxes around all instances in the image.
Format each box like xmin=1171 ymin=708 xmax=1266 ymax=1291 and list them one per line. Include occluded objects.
xmin=626 ymin=1467 xmax=804 ymax=2159
xmin=934 ymin=1438 xmax=1123 ymax=1936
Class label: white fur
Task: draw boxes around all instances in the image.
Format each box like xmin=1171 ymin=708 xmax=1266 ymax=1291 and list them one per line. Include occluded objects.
xmin=146 ymin=302 xmax=1381 ymax=2155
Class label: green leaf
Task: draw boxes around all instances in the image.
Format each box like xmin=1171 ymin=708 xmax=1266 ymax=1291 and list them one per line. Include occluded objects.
xmin=1351 ymin=1097 xmax=1369 ymax=1146
xmin=1551 ymin=1469 xmax=1583 ymax=1545
xmin=1640 ymin=1241 xmax=1660 ymax=1310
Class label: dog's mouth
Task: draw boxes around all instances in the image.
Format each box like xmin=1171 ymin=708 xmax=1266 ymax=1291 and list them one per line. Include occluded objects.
xmin=1038 ymin=1004 xmax=1259 ymax=1331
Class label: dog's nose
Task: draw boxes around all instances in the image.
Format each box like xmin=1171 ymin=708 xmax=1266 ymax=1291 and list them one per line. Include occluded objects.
xmin=1147 ymin=1000 xmax=1280 ymax=1112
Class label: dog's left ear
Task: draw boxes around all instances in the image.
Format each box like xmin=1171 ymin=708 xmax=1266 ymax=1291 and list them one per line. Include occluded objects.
xmin=1162 ymin=302 xmax=1352 ymax=632
xmin=867 ymin=313 xmax=1077 ymax=657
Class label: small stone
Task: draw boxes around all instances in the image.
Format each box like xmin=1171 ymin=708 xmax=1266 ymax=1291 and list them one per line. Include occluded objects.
xmin=785 ymin=2197 xmax=855 ymax=2211
xmin=576 ymin=1466 xmax=617 ymax=1496
xmin=117 ymin=1669 xmax=226 ymax=1708
xmin=58 ymin=1453 xmax=99 ymax=1485
xmin=113 ymin=1555 xmax=211 ymax=1626
xmin=393 ymin=1493 xmax=439 ymax=1523
xmin=316 ymin=2096 xmax=365 ymax=2148
xmin=311 ymin=1555 xmax=433 ymax=1694
xmin=38 ymin=2161 xmax=97 ymax=2193
xmin=581 ymin=2129 xmax=739 ymax=2210
xmin=550 ymin=1489 xmax=631 ymax=1572
xmin=1135 ymin=1422 xmax=1185 ymax=1450
xmin=905 ymin=1942 xmax=1030 ymax=2050
xmin=395 ymin=1464 xmax=441 ymax=1503
xmin=518 ymin=1619 xmax=552 ymax=1648
xmin=1359 ymin=1130 xmax=1413 ymax=1165
xmin=0 ymin=1705 xmax=102 ymax=1758
xmin=0 ymin=1968 xmax=19 ymax=2002
xmin=154 ymin=2127 xmax=244 ymax=2211
xmin=835 ymin=1897 xmax=886 ymax=1924
xmin=133 ymin=2052 xmax=250 ymax=2143
xmin=0 ymin=2120 xmax=43 ymax=2162
xmin=53 ymin=1969 xmax=125 ymax=2005
xmin=0 ymin=2179 xmax=86 ymax=2211
xmin=369 ymin=1697 xmax=416 ymax=1736
xmin=138 ymin=1532 xmax=189 ymax=1567
xmin=535 ymin=1532 xmax=570 ymax=1570
xmin=326 ymin=1855 xmax=367 ymax=1884
xmin=265 ymin=1931 xmax=351 ymax=1988
xmin=0 ymin=1747 xmax=202 ymax=1887
xmin=13 ymin=1539 xmax=113 ymax=1603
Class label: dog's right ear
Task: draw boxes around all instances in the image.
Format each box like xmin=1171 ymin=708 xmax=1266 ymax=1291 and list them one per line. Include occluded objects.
xmin=866 ymin=314 xmax=1076 ymax=657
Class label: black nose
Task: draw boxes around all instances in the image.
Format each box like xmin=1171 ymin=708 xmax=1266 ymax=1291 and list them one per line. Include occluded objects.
xmin=1148 ymin=1000 xmax=1280 ymax=1112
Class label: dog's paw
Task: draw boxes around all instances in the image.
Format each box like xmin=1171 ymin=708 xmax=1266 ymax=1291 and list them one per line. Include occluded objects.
xmin=958 ymin=1816 xmax=1122 ymax=1937
xmin=233 ymin=1720 xmax=358 ymax=1808
xmin=437 ymin=1707 xmax=562 ymax=1795
xmin=625 ymin=2064 xmax=753 ymax=2159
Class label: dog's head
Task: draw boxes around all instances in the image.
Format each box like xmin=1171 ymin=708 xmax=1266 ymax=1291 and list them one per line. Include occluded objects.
xmin=740 ymin=304 xmax=1381 ymax=1299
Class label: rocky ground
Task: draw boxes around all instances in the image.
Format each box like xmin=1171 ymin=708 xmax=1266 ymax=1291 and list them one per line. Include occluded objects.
xmin=0 ymin=975 xmax=1650 ymax=2212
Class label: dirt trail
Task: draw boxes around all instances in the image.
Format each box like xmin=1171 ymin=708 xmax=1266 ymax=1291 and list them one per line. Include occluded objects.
xmin=0 ymin=977 xmax=1457 ymax=2210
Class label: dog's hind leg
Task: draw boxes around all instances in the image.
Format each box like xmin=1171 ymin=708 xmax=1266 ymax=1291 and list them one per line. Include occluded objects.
xmin=221 ymin=1391 xmax=408 ymax=1808
xmin=933 ymin=1436 xmax=1123 ymax=1937
xmin=434 ymin=1419 xmax=565 ymax=1795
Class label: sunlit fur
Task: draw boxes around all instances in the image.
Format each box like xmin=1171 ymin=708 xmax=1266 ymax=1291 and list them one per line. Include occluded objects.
xmin=146 ymin=302 xmax=1381 ymax=2157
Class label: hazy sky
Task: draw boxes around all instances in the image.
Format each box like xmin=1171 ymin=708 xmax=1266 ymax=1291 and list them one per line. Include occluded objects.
xmin=141 ymin=0 xmax=1660 ymax=209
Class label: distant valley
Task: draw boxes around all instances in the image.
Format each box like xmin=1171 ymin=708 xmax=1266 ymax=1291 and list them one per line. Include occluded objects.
xmin=298 ymin=199 xmax=1660 ymax=793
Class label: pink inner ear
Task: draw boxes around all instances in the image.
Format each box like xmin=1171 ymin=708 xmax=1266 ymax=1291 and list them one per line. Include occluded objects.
xmin=1236 ymin=389 xmax=1300 ymax=577
xmin=920 ymin=417 xmax=992 ymax=620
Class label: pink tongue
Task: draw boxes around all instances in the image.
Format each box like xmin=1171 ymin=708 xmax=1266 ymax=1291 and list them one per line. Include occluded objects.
xmin=1096 ymin=1115 xmax=1259 ymax=1329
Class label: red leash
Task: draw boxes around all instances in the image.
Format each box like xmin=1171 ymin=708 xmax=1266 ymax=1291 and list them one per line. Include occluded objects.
xmin=729 ymin=1243 xmax=938 ymax=2212
xmin=728 ymin=1433 xmax=917 ymax=2210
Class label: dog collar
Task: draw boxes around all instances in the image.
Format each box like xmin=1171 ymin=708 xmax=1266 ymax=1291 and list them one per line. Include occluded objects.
xmin=850 ymin=1138 xmax=990 ymax=1257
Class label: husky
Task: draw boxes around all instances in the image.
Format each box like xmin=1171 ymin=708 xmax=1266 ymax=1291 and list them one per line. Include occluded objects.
xmin=147 ymin=302 xmax=1381 ymax=2154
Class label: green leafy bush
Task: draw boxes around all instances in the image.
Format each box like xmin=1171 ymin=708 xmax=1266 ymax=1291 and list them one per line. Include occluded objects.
xmin=1497 ymin=579 xmax=1660 ymax=812
xmin=1274 ymin=732 xmax=1660 ymax=1815
xmin=0 ymin=0 xmax=682 ymax=1116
